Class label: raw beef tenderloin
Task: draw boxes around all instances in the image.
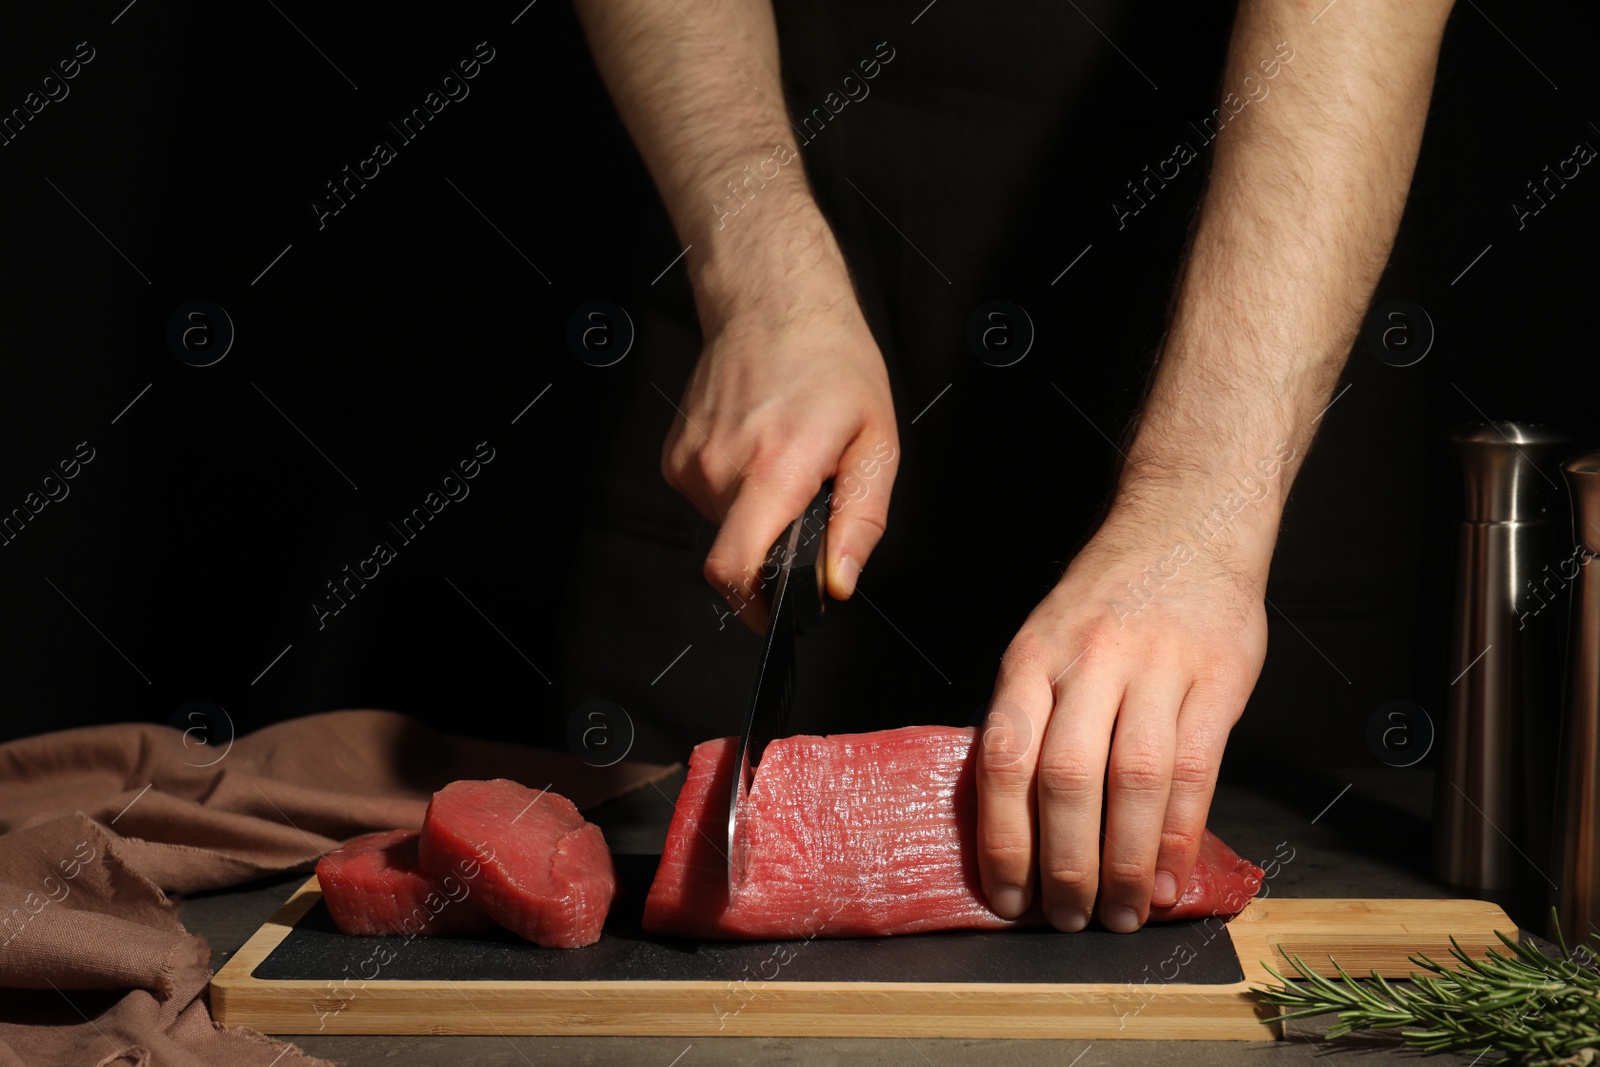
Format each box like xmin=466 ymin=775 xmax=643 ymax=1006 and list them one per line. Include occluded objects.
xmin=644 ymin=727 xmax=1263 ymax=939
xmin=418 ymin=778 xmax=617 ymax=948
xmin=316 ymin=828 xmax=496 ymax=937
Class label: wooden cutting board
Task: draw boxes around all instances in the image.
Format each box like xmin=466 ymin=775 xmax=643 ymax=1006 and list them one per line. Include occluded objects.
xmin=210 ymin=855 xmax=1515 ymax=1041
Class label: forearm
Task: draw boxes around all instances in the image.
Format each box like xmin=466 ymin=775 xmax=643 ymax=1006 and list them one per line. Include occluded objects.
xmin=572 ymin=0 xmax=841 ymax=326
xmin=1113 ymin=0 xmax=1455 ymax=569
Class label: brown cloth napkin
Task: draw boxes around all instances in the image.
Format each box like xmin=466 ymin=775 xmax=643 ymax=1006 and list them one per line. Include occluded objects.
xmin=0 ymin=709 xmax=676 ymax=1067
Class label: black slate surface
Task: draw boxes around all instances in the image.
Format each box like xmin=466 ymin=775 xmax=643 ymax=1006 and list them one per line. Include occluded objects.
xmin=252 ymin=855 xmax=1246 ymax=986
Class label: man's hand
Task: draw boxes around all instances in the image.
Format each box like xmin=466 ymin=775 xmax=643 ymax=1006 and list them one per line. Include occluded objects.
xmin=978 ymin=503 xmax=1268 ymax=932
xmin=572 ymin=0 xmax=898 ymax=626
xmin=662 ymin=212 xmax=898 ymax=630
xmin=976 ymin=0 xmax=1456 ymax=930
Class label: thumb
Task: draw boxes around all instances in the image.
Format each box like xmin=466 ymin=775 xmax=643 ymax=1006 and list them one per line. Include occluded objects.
xmin=825 ymin=435 xmax=898 ymax=600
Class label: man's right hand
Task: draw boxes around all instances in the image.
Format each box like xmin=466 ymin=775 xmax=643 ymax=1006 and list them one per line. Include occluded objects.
xmin=572 ymin=0 xmax=899 ymax=629
xmin=663 ymin=202 xmax=899 ymax=632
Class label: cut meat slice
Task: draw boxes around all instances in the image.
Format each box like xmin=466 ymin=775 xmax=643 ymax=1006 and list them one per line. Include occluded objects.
xmin=643 ymin=727 xmax=1264 ymax=940
xmin=417 ymin=779 xmax=617 ymax=949
xmin=315 ymin=828 xmax=496 ymax=937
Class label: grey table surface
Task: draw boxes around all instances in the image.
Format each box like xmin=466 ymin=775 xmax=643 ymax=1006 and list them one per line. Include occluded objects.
xmin=182 ymin=764 xmax=1543 ymax=1067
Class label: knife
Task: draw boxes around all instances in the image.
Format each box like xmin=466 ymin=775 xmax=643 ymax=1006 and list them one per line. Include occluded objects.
xmin=726 ymin=480 xmax=832 ymax=894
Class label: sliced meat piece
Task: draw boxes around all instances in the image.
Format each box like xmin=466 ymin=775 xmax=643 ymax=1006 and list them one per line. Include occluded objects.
xmin=417 ymin=778 xmax=617 ymax=949
xmin=315 ymin=828 xmax=496 ymax=937
xmin=643 ymin=726 xmax=1263 ymax=939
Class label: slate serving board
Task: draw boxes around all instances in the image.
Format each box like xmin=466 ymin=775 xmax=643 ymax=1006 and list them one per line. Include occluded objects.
xmin=252 ymin=855 xmax=1246 ymax=986
xmin=211 ymin=855 xmax=1517 ymax=1041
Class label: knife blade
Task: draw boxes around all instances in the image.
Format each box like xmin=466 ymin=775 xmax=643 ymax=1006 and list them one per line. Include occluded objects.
xmin=727 ymin=480 xmax=832 ymax=894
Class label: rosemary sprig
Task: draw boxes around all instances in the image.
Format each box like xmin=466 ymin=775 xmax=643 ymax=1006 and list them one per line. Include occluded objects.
xmin=1253 ymin=910 xmax=1600 ymax=1066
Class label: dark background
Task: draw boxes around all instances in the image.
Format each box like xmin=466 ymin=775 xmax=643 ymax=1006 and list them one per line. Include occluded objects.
xmin=0 ymin=0 xmax=1592 ymax=793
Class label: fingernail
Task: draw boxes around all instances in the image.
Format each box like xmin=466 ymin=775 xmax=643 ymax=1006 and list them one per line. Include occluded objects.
xmin=1153 ymin=870 xmax=1179 ymax=907
xmin=1047 ymin=906 xmax=1089 ymax=933
xmin=1100 ymin=905 xmax=1141 ymax=934
xmin=990 ymin=885 xmax=1027 ymax=919
xmin=836 ymin=554 xmax=861 ymax=596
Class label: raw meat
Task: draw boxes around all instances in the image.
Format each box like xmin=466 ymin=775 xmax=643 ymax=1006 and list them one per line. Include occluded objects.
xmin=643 ymin=727 xmax=1263 ymax=939
xmin=1155 ymin=821 xmax=1267 ymax=921
xmin=315 ymin=828 xmax=496 ymax=937
xmin=417 ymin=778 xmax=617 ymax=948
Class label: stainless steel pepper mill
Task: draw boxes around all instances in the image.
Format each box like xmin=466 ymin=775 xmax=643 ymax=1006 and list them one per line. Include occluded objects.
xmin=1554 ymin=450 xmax=1600 ymax=941
xmin=1433 ymin=422 xmax=1569 ymax=890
